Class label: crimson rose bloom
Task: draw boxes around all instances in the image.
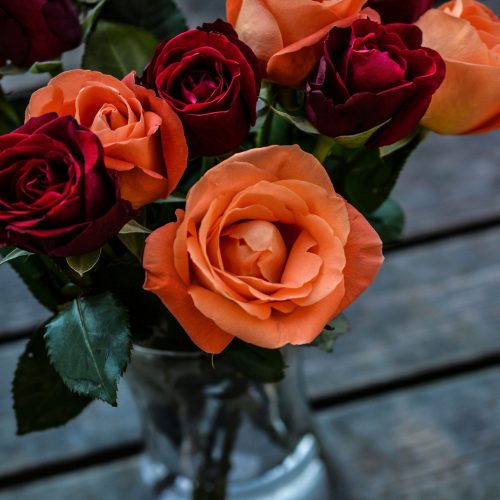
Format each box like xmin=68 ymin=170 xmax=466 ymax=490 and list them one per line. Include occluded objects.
xmin=0 ymin=114 xmax=134 ymax=257
xmin=366 ymin=0 xmax=434 ymax=24
xmin=305 ymin=19 xmax=445 ymax=147
xmin=142 ymin=20 xmax=260 ymax=156
xmin=0 ymin=0 xmax=81 ymax=68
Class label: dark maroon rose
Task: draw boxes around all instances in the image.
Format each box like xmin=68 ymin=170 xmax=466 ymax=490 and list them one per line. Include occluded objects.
xmin=0 ymin=114 xmax=135 ymax=257
xmin=142 ymin=20 xmax=260 ymax=156
xmin=0 ymin=0 xmax=81 ymax=68
xmin=366 ymin=0 xmax=434 ymax=24
xmin=305 ymin=19 xmax=445 ymax=147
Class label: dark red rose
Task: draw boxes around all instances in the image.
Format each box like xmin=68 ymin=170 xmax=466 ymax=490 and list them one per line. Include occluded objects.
xmin=305 ymin=19 xmax=445 ymax=147
xmin=366 ymin=0 xmax=434 ymax=24
xmin=0 ymin=0 xmax=81 ymax=68
xmin=142 ymin=20 xmax=260 ymax=156
xmin=0 ymin=114 xmax=135 ymax=257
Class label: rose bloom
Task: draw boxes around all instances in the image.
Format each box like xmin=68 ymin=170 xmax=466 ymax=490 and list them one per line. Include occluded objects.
xmin=143 ymin=146 xmax=383 ymax=354
xmin=0 ymin=114 xmax=134 ymax=257
xmin=366 ymin=0 xmax=434 ymax=23
xmin=417 ymin=0 xmax=500 ymax=135
xmin=0 ymin=0 xmax=81 ymax=68
xmin=305 ymin=19 xmax=446 ymax=147
xmin=26 ymin=70 xmax=188 ymax=208
xmin=142 ymin=20 xmax=260 ymax=156
xmin=226 ymin=0 xmax=375 ymax=87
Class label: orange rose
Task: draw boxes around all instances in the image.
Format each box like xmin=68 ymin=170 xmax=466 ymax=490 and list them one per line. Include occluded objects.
xmin=226 ymin=0 xmax=376 ymax=87
xmin=143 ymin=145 xmax=383 ymax=354
xmin=26 ymin=70 xmax=188 ymax=208
xmin=417 ymin=0 xmax=500 ymax=134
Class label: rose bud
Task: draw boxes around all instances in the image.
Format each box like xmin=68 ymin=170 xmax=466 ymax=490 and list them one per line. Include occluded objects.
xmin=305 ymin=19 xmax=446 ymax=147
xmin=417 ymin=0 xmax=500 ymax=135
xmin=143 ymin=145 xmax=383 ymax=354
xmin=366 ymin=0 xmax=434 ymax=23
xmin=0 ymin=0 xmax=81 ymax=68
xmin=0 ymin=114 xmax=134 ymax=257
xmin=141 ymin=20 xmax=260 ymax=156
xmin=26 ymin=70 xmax=188 ymax=209
xmin=226 ymin=0 xmax=373 ymax=87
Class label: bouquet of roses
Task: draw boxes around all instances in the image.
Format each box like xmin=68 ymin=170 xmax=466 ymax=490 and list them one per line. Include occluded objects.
xmin=0 ymin=0 xmax=499 ymax=437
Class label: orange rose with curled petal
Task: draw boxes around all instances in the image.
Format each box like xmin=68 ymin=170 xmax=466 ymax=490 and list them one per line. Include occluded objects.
xmin=143 ymin=145 xmax=383 ymax=354
xmin=26 ymin=69 xmax=188 ymax=208
xmin=417 ymin=0 xmax=500 ymax=135
xmin=226 ymin=0 xmax=377 ymax=87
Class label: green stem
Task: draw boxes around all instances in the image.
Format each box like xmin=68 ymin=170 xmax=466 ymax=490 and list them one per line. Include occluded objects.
xmin=312 ymin=134 xmax=336 ymax=164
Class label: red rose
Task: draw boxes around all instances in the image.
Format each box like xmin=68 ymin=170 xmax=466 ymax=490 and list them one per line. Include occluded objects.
xmin=366 ymin=0 xmax=434 ymax=24
xmin=0 ymin=114 xmax=134 ymax=257
xmin=142 ymin=20 xmax=260 ymax=156
xmin=305 ymin=19 xmax=445 ymax=147
xmin=0 ymin=0 xmax=81 ymax=68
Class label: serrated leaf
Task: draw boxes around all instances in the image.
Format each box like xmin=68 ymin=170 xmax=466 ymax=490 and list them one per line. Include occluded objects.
xmin=45 ymin=293 xmax=131 ymax=405
xmin=102 ymin=0 xmax=187 ymax=40
xmin=13 ymin=327 xmax=91 ymax=435
xmin=66 ymin=249 xmax=101 ymax=276
xmin=313 ymin=315 xmax=349 ymax=353
xmin=219 ymin=340 xmax=286 ymax=383
xmin=120 ymin=220 xmax=151 ymax=234
xmin=0 ymin=248 xmax=32 ymax=266
xmin=368 ymin=198 xmax=405 ymax=244
xmin=83 ymin=21 xmax=157 ymax=79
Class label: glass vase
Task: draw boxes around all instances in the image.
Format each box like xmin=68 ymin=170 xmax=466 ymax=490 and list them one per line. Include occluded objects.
xmin=126 ymin=344 xmax=332 ymax=500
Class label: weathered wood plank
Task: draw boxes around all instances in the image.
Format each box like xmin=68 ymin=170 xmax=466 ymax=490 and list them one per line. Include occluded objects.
xmin=0 ymin=457 xmax=153 ymax=500
xmin=316 ymin=367 xmax=500 ymax=500
xmin=3 ymin=369 xmax=500 ymax=500
xmin=303 ymin=226 xmax=500 ymax=400
xmin=395 ymin=131 xmax=500 ymax=238
xmin=0 ymin=341 xmax=141 ymax=479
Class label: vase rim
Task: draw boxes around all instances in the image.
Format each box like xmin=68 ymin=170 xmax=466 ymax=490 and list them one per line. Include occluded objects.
xmin=132 ymin=343 xmax=204 ymax=359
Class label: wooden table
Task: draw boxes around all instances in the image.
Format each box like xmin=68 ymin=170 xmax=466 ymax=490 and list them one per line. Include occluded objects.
xmin=1 ymin=2 xmax=500 ymax=498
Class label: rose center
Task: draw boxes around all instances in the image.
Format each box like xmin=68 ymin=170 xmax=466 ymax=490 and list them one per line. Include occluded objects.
xmin=220 ymin=220 xmax=287 ymax=282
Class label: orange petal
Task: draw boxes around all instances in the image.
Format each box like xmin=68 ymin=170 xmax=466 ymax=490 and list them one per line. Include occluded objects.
xmin=335 ymin=204 xmax=384 ymax=313
xmin=189 ymin=281 xmax=345 ymax=349
xmin=143 ymin=222 xmax=234 ymax=354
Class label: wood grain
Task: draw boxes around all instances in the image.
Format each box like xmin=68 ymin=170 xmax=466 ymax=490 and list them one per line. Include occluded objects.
xmin=316 ymin=367 xmax=500 ymax=500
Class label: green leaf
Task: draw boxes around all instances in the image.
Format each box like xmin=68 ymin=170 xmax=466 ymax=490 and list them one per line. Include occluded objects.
xmin=29 ymin=60 xmax=63 ymax=77
xmin=264 ymin=101 xmax=320 ymax=135
xmin=313 ymin=315 xmax=349 ymax=353
xmin=13 ymin=327 xmax=91 ymax=435
xmin=45 ymin=293 xmax=131 ymax=405
xmin=120 ymin=220 xmax=151 ymax=234
xmin=368 ymin=198 xmax=406 ymax=244
xmin=66 ymin=249 xmax=102 ymax=276
xmin=334 ymin=120 xmax=391 ymax=149
xmin=341 ymin=128 xmax=426 ymax=214
xmin=102 ymin=0 xmax=187 ymax=41
xmin=83 ymin=20 xmax=157 ymax=79
xmin=219 ymin=340 xmax=287 ymax=383
xmin=118 ymin=233 xmax=146 ymax=260
xmin=0 ymin=248 xmax=33 ymax=266
xmin=0 ymin=249 xmax=65 ymax=312
xmin=81 ymin=0 xmax=108 ymax=40
xmin=379 ymin=126 xmax=425 ymax=157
